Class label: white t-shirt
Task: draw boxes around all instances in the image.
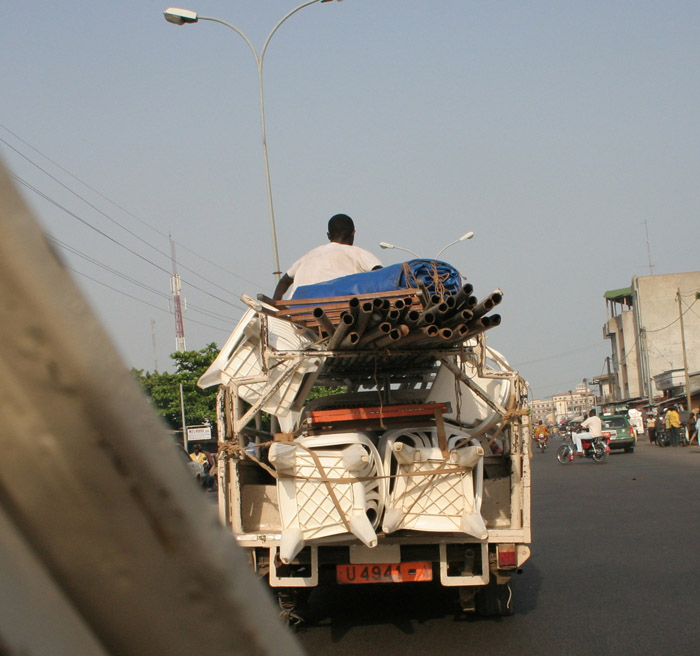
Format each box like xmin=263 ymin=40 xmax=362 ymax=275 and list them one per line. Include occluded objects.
xmin=285 ymin=242 xmax=382 ymax=298
xmin=581 ymin=415 xmax=603 ymax=438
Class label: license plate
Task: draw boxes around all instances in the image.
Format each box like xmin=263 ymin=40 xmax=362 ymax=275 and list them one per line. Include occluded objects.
xmin=337 ymin=562 xmax=432 ymax=584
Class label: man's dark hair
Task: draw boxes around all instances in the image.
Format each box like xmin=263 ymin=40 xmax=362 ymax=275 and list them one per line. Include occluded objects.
xmin=328 ymin=214 xmax=355 ymax=241
xmin=589 ymin=408 xmax=597 ymax=417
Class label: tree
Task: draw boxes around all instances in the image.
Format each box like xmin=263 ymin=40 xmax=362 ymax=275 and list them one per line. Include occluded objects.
xmin=132 ymin=343 xmax=219 ymax=432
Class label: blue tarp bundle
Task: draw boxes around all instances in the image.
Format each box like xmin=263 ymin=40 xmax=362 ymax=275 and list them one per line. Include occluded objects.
xmin=291 ymin=259 xmax=462 ymax=300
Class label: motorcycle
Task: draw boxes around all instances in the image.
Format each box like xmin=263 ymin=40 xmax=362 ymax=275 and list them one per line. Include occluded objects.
xmin=534 ymin=433 xmax=548 ymax=453
xmin=557 ymin=431 xmax=610 ymax=464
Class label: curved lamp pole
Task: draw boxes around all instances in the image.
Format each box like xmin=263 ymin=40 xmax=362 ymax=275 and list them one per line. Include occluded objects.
xmin=164 ymin=1 xmax=344 ymax=282
xmin=379 ymin=241 xmax=420 ymax=259
xmin=434 ymin=230 xmax=474 ymax=259
xmin=379 ymin=231 xmax=475 ymax=260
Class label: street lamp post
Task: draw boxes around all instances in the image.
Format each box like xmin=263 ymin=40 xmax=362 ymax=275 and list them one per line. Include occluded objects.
xmin=164 ymin=1 xmax=344 ymax=282
xmin=378 ymin=241 xmax=420 ymax=259
xmin=435 ymin=231 xmax=474 ymax=259
xmin=379 ymin=231 xmax=475 ymax=260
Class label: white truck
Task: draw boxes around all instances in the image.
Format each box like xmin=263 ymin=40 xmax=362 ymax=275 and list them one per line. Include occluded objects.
xmin=198 ymin=269 xmax=531 ymax=622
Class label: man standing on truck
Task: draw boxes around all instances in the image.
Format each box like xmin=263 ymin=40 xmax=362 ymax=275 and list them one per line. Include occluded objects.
xmin=573 ymin=408 xmax=603 ymax=454
xmin=273 ymin=213 xmax=382 ymax=300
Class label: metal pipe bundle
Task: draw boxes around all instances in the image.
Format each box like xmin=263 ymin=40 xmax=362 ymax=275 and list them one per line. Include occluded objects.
xmin=301 ymin=283 xmax=503 ymax=351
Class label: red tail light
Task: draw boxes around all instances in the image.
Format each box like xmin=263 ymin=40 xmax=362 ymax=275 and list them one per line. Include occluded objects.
xmin=497 ymin=544 xmax=517 ymax=568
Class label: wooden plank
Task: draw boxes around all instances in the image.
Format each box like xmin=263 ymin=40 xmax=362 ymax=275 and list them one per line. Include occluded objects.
xmin=308 ymin=402 xmax=450 ymax=424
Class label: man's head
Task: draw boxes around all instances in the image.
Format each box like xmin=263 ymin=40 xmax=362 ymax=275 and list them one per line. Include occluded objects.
xmin=328 ymin=213 xmax=355 ymax=245
xmin=193 ymin=444 xmax=202 ymax=453
xmin=589 ymin=408 xmax=597 ymax=417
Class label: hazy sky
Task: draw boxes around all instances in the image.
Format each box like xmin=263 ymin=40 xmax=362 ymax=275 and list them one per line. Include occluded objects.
xmin=3 ymin=1 xmax=699 ymax=400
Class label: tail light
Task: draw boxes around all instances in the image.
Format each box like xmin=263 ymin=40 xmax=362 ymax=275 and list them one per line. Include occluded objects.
xmin=497 ymin=544 xmax=517 ymax=568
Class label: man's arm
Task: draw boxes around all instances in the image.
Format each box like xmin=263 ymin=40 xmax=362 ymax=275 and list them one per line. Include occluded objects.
xmin=273 ymin=273 xmax=293 ymax=301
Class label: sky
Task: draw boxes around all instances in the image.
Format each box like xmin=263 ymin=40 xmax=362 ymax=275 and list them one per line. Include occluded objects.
xmin=3 ymin=0 xmax=699 ymax=400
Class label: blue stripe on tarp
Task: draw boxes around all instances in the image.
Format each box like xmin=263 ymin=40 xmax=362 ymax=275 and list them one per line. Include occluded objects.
xmin=291 ymin=259 xmax=462 ymax=300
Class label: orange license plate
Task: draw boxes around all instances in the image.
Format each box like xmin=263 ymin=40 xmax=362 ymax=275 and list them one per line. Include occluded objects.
xmin=337 ymin=562 xmax=433 ymax=584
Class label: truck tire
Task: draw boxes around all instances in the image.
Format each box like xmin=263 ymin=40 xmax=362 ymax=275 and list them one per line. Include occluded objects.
xmin=475 ymin=581 xmax=513 ymax=617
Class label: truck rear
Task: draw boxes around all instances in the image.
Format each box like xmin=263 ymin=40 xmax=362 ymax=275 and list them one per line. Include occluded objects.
xmin=198 ymin=265 xmax=531 ymax=621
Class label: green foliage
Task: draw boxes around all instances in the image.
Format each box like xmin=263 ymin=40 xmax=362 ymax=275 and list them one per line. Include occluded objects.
xmin=307 ymin=385 xmax=347 ymax=400
xmin=131 ymin=343 xmax=219 ymax=431
xmin=132 ymin=346 xmax=347 ymax=436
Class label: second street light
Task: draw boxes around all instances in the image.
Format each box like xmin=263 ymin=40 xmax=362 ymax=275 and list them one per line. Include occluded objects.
xmin=379 ymin=231 xmax=475 ymax=260
xmin=164 ymin=1 xmax=344 ymax=282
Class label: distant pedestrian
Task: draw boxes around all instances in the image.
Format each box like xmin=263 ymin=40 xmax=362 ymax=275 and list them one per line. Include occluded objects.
xmin=689 ymin=412 xmax=697 ymax=446
xmin=667 ymin=406 xmax=682 ymax=447
xmin=647 ymin=413 xmax=657 ymax=445
xmin=189 ymin=443 xmax=208 ymax=466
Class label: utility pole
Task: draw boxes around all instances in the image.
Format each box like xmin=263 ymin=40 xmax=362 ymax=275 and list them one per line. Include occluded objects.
xmin=179 ymin=383 xmax=187 ymax=449
xmin=170 ymin=234 xmax=186 ymax=352
xmin=677 ymin=288 xmax=692 ymax=415
xmin=151 ymin=319 xmax=159 ymax=372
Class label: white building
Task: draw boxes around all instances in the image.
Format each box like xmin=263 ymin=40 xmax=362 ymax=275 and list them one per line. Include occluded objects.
xmin=551 ymin=384 xmax=596 ymax=422
xmin=603 ymin=271 xmax=700 ymax=406
xmin=530 ymin=398 xmax=554 ymax=425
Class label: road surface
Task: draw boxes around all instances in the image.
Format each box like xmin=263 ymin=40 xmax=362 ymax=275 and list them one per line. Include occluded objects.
xmin=295 ymin=439 xmax=700 ymax=655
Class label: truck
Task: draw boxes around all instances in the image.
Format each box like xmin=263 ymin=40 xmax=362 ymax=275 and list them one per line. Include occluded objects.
xmin=197 ymin=260 xmax=531 ymax=622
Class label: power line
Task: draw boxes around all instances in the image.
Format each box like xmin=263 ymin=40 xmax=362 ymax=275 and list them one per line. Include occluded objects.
xmin=13 ymin=173 xmax=246 ymax=311
xmin=2 ymin=138 xmax=249 ymax=301
xmin=67 ymin=266 xmax=232 ymax=335
xmin=0 ymin=123 xmax=262 ymax=289
xmin=644 ymin=296 xmax=697 ymax=334
xmin=51 ymin=237 xmax=238 ymax=325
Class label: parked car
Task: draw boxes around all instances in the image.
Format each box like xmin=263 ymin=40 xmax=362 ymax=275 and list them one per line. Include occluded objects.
xmin=601 ymin=414 xmax=636 ymax=452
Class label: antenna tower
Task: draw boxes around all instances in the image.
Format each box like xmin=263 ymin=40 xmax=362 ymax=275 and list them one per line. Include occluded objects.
xmin=170 ymin=234 xmax=186 ymax=352
xmin=644 ymin=220 xmax=655 ymax=276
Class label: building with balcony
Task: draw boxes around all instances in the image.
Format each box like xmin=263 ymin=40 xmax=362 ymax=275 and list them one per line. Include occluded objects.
xmin=602 ymin=271 xmax=700 ymax=410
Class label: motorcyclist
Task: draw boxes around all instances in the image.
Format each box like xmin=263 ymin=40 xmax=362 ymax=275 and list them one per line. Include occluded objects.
xmin=573 ymin=408 xmax=602 ymax=455
xmin=533 ymin=420 xmax=549 ymax=446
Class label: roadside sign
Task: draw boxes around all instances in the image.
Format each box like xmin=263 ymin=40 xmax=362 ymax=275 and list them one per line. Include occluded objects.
xmin=186 ymin=425 xmax=212 ymax=441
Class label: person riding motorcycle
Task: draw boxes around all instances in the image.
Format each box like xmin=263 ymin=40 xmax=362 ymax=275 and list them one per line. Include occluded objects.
xmin=533 ymin=420 xmax=549 ymax=446
xmin=573 ymin=408 xmax=603 ymax=454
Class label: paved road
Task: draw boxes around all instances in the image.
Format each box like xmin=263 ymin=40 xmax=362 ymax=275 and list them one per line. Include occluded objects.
xmin=295 ymin=439 xmax=700 ymax=655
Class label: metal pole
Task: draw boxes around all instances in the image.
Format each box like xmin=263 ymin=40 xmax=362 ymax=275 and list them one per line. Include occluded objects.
xmin=677 ymin=288 xmax=692 ymax=416
xmin=180 ymin=383 xmax=187 ymax=449
xmin=198 ymin=0 xmax=325 ymax=282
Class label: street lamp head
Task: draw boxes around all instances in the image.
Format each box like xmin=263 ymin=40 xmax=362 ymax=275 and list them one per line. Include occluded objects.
xmin=378 ymin=241 xmax=420 ymax=258
xmin=164 ymin=8 xmax=199 ymax=25
xmin=458 ymin=231 xmax=475 ymax=242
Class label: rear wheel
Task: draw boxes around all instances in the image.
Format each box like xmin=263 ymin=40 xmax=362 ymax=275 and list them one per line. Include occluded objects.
xmin=592 ymin=443 xmax=609 ymax=464
xmin=557 ymin=444 xmax=572 ymax=464
xmin=475 ymin=581 xmax=513 ymax=617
